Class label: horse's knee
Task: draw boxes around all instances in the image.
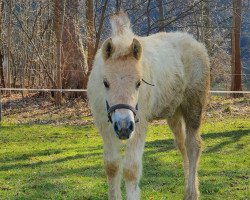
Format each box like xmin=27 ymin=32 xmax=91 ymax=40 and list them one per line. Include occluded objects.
xmin=124 ymin=164 xmax=139 ymax=182
xmin=184 ymin=112 xmax=202 ymax=130
xmin=105 ymin=161 xmax=119 ymax=179
xmin=176 ymin=139 xmax=186 ymax=153
xmin=196 ymin=135 xmax=202 ymax=148
xmin=186 ymin=134 xmax=202 ymax=156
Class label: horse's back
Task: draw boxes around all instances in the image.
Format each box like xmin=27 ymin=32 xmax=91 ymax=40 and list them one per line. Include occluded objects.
xmin=142 ymin=31 xmax=209 ymax=77
xmin=139 ymin=32 xmax=210 ymax=119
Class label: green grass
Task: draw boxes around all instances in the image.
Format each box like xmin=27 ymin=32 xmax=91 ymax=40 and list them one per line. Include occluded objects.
xmin=0 ymin=117 xmax=249 ymax=200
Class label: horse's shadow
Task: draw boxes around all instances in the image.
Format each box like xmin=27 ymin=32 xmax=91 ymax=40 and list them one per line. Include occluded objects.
xmin=201 ymin=129 xmax=249 ymax=153
xmin=0 ymin=152 xmax=102 ymax=171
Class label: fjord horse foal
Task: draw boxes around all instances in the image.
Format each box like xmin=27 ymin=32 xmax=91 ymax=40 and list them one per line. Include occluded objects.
xmin=87 ymin=12 xmax=210 ymax=200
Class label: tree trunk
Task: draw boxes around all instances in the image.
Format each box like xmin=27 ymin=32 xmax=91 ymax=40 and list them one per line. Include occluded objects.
xmin=200 ymin=0 xmax=213 ymax=85
xmin=0 ymin=53 xmax=4 ymax=89
xmin=54 ymin=0 xmax=65 ymax=104
xmin=0 ymin=0 xmax=5 ymax=91
xmin=157 ymin=0 xmax=164 ymax=32
xmin=86 ymin=0 xmax=94 ymax=76
xmin=94 ymin=0 xmax=108 ymax=56
xmin=201 ymin=0 xmax=212 ymax=56
xmin=7 ymin=0 xmax=12 ymax=96
xmin=146 ymin=0 xmax=151 ymax=36
xmin=231 ymin=0 xmax=243 ymax=98
xmin=54 ymin=0 xmax=87 ymax=99
xmin=116 ymin=0 xmax=122 ymax=12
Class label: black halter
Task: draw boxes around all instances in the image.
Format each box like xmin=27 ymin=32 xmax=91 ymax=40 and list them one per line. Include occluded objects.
xmin=104 ymin=79 xmax=154 ymax=124
xmin=106 ymin=101 xmax=139 ymax=123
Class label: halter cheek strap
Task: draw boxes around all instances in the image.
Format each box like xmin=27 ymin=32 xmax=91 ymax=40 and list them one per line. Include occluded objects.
xmin=106 ymin=101 xmax=139 ymax=123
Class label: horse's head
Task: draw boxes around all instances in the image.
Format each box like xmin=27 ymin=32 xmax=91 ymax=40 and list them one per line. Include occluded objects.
xmin=102 ymin=37 xmax=143 ymax=140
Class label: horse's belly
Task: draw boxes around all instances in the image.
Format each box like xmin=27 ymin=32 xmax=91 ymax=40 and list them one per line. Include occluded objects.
xmin=150 ymin=103 xmax=179 ymax=120
xmin=156 ymin=105 xmax=177 ymax=118
xmin=148 ymin=89 xmax=184 ymax=120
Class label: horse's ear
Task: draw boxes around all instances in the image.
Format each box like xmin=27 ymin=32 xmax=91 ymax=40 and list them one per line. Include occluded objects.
xmin=102 ymin=38 xmax=114 ymax=61
xmin=130 ymin=38 xmax=142 ymax=60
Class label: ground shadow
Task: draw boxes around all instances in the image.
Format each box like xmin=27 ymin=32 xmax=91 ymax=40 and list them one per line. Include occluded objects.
xmin=202 ymin=129 xmax=249 ymax=153
xmin=0 ymin=146 xmax=103 ymax=172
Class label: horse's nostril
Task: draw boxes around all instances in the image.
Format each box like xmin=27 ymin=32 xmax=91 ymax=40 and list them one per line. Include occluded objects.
xmin=128 ymin=121 xmax=134 ymax=132
xmin=114 ymin=122 xmax=119 ymax=132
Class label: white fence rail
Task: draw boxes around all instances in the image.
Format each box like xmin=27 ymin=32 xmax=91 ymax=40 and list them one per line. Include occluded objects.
xmin=0 ymin=88 xmax=249 ymax=94
xmin=0 ymin=88 xmax=87 ymax=92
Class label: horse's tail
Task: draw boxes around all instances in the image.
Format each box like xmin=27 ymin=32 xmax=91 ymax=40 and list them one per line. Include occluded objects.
xmin=110 ymin=11 xmax=133 ymax=37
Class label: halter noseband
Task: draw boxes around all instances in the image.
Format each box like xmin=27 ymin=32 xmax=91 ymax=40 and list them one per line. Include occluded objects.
xmin=106 ymin=101 xmax=139 ymax=123
xmin=104 ymin=79 xmax=154 ymax=124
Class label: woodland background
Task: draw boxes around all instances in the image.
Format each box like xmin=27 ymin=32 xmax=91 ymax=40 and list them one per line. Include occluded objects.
xmin=0 ymin=0 xmax=249 ymax=104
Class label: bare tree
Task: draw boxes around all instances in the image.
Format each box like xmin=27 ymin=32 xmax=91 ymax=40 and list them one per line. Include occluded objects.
xmin=86 ymin=0 xmax=94 ymax=76
xmin=157 ymin=0 xmax=164 ymax=32
xmin=200 ymin=0 xmax=212 ymax=55
xmin=54 ymin=0 xmax=87 ymax=98
xmin=94 ymin=0 xmax=108 ymax=56
xmin=231 ymin=0 xmax=243 ymax=97
xmin=54 ymin=0 xmax=66 ymax=104
xmin=0 ymin=0 xmax=4 ymax=91
xmin=116 ymin=0 xmax=122 ymax=12
xmin=146 ymin=0 xmax=151 ymax=36
xmin=6 ymin=0 xmax=12 ymax=96
xmin=0 ymin=0 xmax=2 ymax=121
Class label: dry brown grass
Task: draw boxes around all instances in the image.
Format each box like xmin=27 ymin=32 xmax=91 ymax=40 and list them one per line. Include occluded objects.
xmin=1 ymin=93 xmax=249 ymax=125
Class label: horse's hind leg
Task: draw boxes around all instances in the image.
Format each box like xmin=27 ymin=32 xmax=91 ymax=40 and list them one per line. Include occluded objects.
xmin=100 ymin=126 xmax=122 ymax=200
xmin=167 ymin=110 xmax=189 ymax=190
xmin=123 ymin=124 xmax=147 ymax=200
xmin=181 ymin=96 xmax=204 ymax=200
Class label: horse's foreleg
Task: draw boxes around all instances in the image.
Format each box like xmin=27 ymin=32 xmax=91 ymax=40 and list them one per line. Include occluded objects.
xmin=102 ymin=129 xmax=122 ymax=200
xmin=123 ymin=127 xmax=146 ymax=200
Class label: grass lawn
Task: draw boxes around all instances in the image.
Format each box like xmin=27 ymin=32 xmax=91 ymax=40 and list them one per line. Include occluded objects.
xmin=0 ymin=117 xmax=249 ymax=200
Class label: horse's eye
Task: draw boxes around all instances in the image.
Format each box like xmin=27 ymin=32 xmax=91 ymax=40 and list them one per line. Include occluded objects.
xmin=136 ymin=80 xmax=141 ymax=89
xmin=103 ymin=80 xmax=110 ymax=89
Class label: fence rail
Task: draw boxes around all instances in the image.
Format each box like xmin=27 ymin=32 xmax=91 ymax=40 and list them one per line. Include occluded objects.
xmin=0 ymin=88 xmax=249 ymax=94
xmin=0 ymin=88 xmax=87 ymax=92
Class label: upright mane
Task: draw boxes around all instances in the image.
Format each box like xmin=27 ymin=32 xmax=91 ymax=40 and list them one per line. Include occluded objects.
xmin=110 ymin=11 xmax=133 ymax=37
xmin=108 ymin=11 xmax=136 ymax=59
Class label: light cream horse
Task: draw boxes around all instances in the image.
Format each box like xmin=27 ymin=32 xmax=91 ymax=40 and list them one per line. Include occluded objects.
xmin=87 ymin=12 xmax=210 ymax=200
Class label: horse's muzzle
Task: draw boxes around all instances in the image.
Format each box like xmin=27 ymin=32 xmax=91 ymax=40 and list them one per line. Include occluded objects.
xmin=106 ymin=101 xmax=138 ymax=140
xmin=113 ymin=117 xmax=134 ymax=140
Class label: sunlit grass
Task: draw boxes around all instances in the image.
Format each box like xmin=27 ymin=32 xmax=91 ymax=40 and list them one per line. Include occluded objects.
xmin=0 ymin=117 xmax=249 ymax=199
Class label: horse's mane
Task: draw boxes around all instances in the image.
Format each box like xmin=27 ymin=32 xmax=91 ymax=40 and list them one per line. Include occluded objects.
xmin=108 ymin=11 xmax=136 ymax=59
xmin=110 ymin=11 xmax=132 ymax=37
